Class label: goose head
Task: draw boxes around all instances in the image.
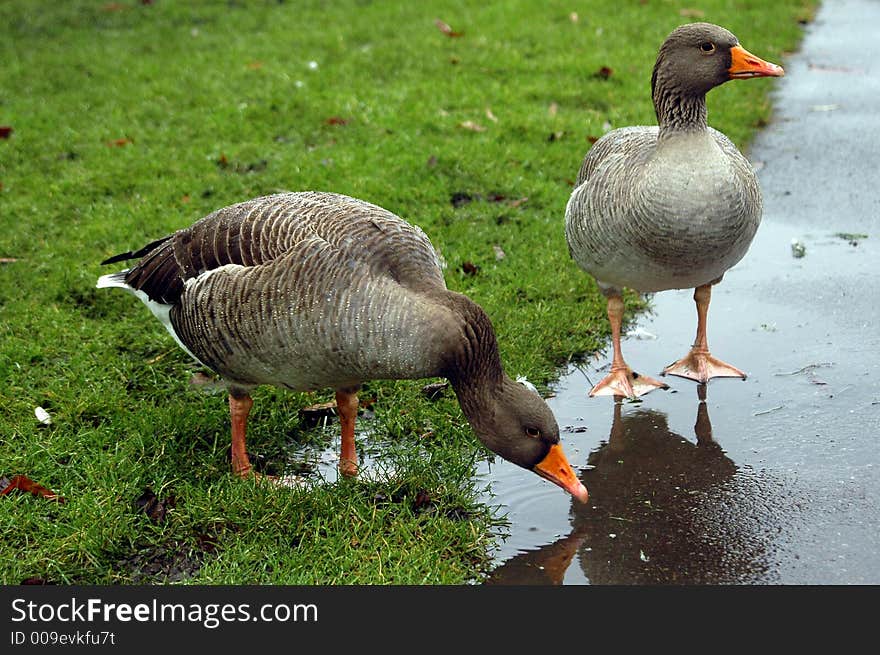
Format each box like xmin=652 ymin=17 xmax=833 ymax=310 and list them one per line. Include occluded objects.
xmin=653 ymin=22 xmax=783 ymax=94
xmin=651 ymin=23 xmax=783 ymax=131
xmin=458 ymin=376 xmax=589 ymax=503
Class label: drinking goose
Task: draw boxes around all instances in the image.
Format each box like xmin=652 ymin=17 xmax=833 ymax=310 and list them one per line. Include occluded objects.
xmin=565 ymin=23 xmax=783 ymax=398
xmin=98 ymin=191 xmax=588 ymax=503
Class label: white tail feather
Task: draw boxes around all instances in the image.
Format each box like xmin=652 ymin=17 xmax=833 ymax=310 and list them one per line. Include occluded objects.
xmin=96 ymin=271 xmax=206 ymax=367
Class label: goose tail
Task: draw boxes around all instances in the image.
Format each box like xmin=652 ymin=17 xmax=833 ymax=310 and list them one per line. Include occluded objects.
xmin=99 ymin=236 xmax=172 ymax=266
xmin=96 ymin=270 xmax=131 ymax=290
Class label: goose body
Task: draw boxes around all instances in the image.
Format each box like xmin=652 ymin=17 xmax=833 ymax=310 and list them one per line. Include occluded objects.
xmin=564 ymin=23 xmax=783 ymax=398
xmin=568 ymin=126 xmax=760 ymax=292
xmin=98 ymin=191 xmax=588 ymax=502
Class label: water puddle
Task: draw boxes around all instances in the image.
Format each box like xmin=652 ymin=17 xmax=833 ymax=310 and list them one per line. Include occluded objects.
xmin=480 ymin=220 xmax=880 ymax=584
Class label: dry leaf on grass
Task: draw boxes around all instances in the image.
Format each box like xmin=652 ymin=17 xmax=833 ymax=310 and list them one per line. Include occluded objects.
xmin=0 ymin=475 xmax=66 ymax=503
xmin=460 ymin=261 xmax=480 ymax=276
xmin=421 ymin=381 xmax=449 ymax=400
xmin=434 ymin=18 xmax=463 ymax=37
xmin=135 ymin=488 xmax=175 ymax=523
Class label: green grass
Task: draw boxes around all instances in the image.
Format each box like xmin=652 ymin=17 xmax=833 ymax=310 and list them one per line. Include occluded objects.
xmin=0 ymin=0 xmax=813 ymax=584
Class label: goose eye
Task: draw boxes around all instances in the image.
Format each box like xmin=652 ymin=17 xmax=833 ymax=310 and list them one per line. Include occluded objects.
xmin=700 ymin=42 xmax=716 ymax=54
xmin=525 ymin=427 xmax=541 ymax=439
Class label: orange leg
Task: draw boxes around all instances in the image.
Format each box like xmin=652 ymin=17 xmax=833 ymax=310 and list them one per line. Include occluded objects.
xmin=336 ymin=388 xmax=359 ymax=477
xmin=663 ymin=284 xmax=746 ymax=384
xmin=229 ymin=391 xmax=254 ymax=477
xmin=590 ymin=294 xmax=668 ymax=399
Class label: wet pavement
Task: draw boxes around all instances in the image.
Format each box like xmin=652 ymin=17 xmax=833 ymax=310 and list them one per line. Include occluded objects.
xmin=481 ymin=0 xmax=880 ymax=584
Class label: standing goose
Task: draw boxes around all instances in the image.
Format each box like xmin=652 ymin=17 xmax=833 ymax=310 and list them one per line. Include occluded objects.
xmin=98 ymin=191 xmax=588 ymax=503
xmin=565 ymin=23 xmax=784 ymax=398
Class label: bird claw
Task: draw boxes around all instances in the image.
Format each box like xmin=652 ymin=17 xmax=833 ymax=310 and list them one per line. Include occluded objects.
xmin=662 ymin=349 xmax=746 ymax=383
xmin=589 ymin=365 xmax=669 ymax=399
xmin=338 ymin=459 xmax=359 ymax=478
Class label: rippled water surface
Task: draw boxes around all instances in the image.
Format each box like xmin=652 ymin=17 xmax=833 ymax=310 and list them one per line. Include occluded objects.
xmin=480 ymin=221 xmax=879 ymax=584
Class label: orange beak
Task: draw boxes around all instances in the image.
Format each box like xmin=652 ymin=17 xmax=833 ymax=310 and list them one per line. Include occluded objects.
xmin=533 ymin=443 xmax=589 ymax=503
xmin=729 ymin=44 xmax=784 ymax=79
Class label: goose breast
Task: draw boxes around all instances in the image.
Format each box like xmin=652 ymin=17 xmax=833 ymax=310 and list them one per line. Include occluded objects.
xmin=566 ymin=127 xmax=762 ymax=293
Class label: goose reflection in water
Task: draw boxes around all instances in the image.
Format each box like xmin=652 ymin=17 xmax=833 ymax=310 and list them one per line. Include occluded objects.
xmin=487 ymin=386 xmax=773 ymax=585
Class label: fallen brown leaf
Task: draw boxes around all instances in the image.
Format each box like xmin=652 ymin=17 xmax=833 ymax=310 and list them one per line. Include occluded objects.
xmin=21 ymin=577 xmax=54 ymax=585
xmin=460 ymin=261 xmax=479 ymax=276
xmin=247 ymin=61 xmax=264 ymax=70
xmin=421 ymin=381 xmax=449 ymax=399
xmin=450 ymin=191 xmax=474 ymax=207
xmin=298 ymin=400 xmax=338 ymax=429
xmin=595 ymin=66 xmax=613 ymax=80
xmin=434 ymin=18 xmax=463 ymax=37
xmin=0 ymin=126 xmax=12 ymax=139
xmin=325 ymin=116 xmax=348 ymax=125
xmin=134 ymin=487 xmax=174 ymax=523
xmin=300 ymin=400 xmax=338 ymax=414
xmin=587 ymin=135 xmax=599 ymax=144
xmin=509 ymin=197 xmax=529 ymax=208
xmin=0 ymin=475 xmax=66 ymax=503
xmin=107 ymin=137 xmax=132 ymax=147
xmin=412 ymin=489 xmax=432 ymax=511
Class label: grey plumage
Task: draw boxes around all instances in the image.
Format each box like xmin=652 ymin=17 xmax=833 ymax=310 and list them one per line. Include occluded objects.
xmin=563 ymin=23 xmax=783 ymax=398
xmin=97 ymin=191 xmax=589 ymax=501
xmin=566 ymin=24 xmax=763 ymax=295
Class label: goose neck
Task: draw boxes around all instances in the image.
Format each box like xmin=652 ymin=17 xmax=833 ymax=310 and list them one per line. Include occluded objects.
xmin=439 ymin=293 xmax=505 ymax=409
xmin=651 ymin=66 xmax=708 ymax=138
